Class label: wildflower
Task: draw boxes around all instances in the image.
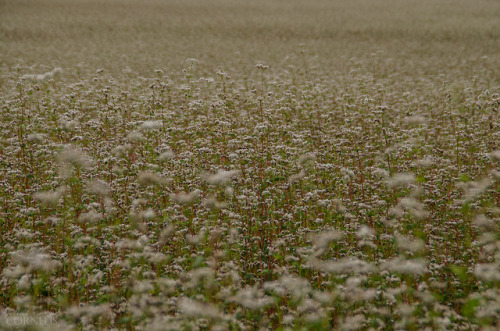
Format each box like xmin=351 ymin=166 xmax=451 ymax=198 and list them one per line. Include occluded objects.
xmin=116 ymin=238 xmax=142 ymax=251
xmin=171 ymin=189 xmax=201 ymax=204
xmin=288 ymin=170 xmax=305 ymax=183
xmin=66 ymin=303 xmax=114 ymax=324
xmin=331 ymin=198 xmax=347 ymax=213
xmin=472 ymin=214 xmax=494 ymax=232
xmin=372 ymin=168 xmax=389 ymax=179
xmin=139 ymin=120 xmax=162 ymax=131
xmin=203 ymin=197 xmax=227 ymax=209
xmin=398 ymin=197 xmax=429 ymax=219
xmin=59 ymin=145 xmax=91 ymax=169
xmin=111 ymin=144 xmax=132 ymax=157
xmin=33 ymin=186 xmax=66 ymax=208
xmin=127 ymin=131 xmax=146 ymax=142
xmin=280 ymin=275 xmax=313 ymax=300
xmin=458 ymin=177 xmax=492 ymax=202
xmin=178 ymin=298 xmax=221 ymax=319
xmin=224 ymin=186 xmax=234 ymax=197
xmin=228 ymin=228 xmax=239 ymax=244
xmin=311 ymin=229 xmax=343 ymax=249
xmin=320 ymin=258 xmax=376 ymax=274
xmin=88 ymin=270 xmax=105 ymax=286
xmin=356 ymin=225 xmax=374 ymax=239
xmin=26 ymin=133 xmax=44 ymax=143
xmin=22 ymin=67 xmax=63 ymax=81
xmin=358 ymin=239 xmax=377 ymax=249
xmin=132 ymin=280 xmax=154 ymax=293
xmin=415 ymin=157 xmax=435 ymax=168
xmin=159 ymin=150 xmax=175 ymax=161
xmin=86 ymin=180 xmax=110 ymax=196
xmin=298 ymin=153 xmax=316 ymax=166
xmin=186 ymin=229 xmax=206 ymax=245
xmin=474 ymin=263 xmax=500 ymax=282
xmin=229 ymin=286 xmax=275 ymax=310
xmin=137 ymin=171 xmax=169 ymax=186
xmin=403 ymin=115 xmax=427 ymax=125
xmin=341 ymin=167 xmax=355 ymax=182
xmin=45 ymin=215 xmax=59 ymax=225
xmin=255 ymin=63 xmax=269 ymax=70
xmin=381 ymin=258 xmax=427 ymax=276
xmin=18 ymin=274 xmax=31 ymax=290
xmin=158 ymin=225 xmax=175 ymax=247
xmin=61 ymin=119 xmax=78 ymax=131
xmin=205 ymin=169 xmax=240 ymax=185
xmin=78 ymin=210 xmax=102 ymax=224
xmin=10 ymin=248 xmax=61 ymax=273
xmin=491 ymin=150 xmax=500 ymax=162
xmin=141 ymin=208 xmax=157 ymax=220
xmin=340 ymin=314 xmax=366 ymax=331
xmin=185 ymin=267 xmax=215 ymax=289
xmin=491 ymin=169 xmax=500 ymax=181
xmin=388 ymin=172 xmax=415 ymax=187
xmin=395 ymin=233 xmax=425 ymax=253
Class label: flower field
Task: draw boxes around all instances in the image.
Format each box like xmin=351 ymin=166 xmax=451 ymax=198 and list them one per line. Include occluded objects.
xmin=1 ymin=0 xmax=500 ymax=329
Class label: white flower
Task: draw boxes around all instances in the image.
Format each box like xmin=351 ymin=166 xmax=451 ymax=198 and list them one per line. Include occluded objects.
xmin=11 ymin=248 xmax=61 ymax=273
xmin=474 ymin=263 xmax=500 ymax=282
xmin=320 ymin=258 xmax=376 ymax=274
xmin=78 ymin=210 xmax=102 ymax=224
xmin=288 ymin=170 xmax=305 ymax=183
xmin=33 ymin=187 xmax=66 ymax=208
xmin=139 ymin=120 xmax=163 ymax=131
xmin=177 ymin=298 xmax=221 ymax=319
xmin=388 ymin=173 xmax=415 ymax=187
xmin=395 ymin=233 xmax=425 ymax=253
xmin=171 ymin=189 xmax=201 ymax=204
xmin=59 ymin=145 xmax=91 ymax=168
xmin=312 ymin=230 xmax=343 ymax=249
xmin=356 ymin=225 xmax=374 ymax=239
xmin=491 ymin=150 xmax=500 ymax=162
xmin=137 ymin=171 xmax=170 ymax=186
xmin=205 ymin=169 xmax=240 ymax=185
xmin=381 ymin=258 xmax=427 ymax=276
xmin=415 ymin=157 xmax=435 ymax=168
xmin=229 ymin=287 xmax=275 ymax=310
xmin=159 ymin=150 xmax=175 ymax=161
xmin=127 ymin=131 xmax=145 ymax=142
xmin=298 ymin=153 xmax=316 ymax=166
xmin=403 ymin=115 xmax=427 ymax=125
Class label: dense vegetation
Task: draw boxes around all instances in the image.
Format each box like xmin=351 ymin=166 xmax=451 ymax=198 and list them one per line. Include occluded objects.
xmin=1 ymin=0 xmax=499 ymax=329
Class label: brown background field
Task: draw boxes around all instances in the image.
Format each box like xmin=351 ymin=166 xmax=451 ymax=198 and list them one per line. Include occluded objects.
xmin=1 ymin=0 xmax=500 ymax=81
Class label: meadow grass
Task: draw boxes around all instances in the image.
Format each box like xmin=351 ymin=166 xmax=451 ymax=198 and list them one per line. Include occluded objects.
xmin=0 ymin=0 xmax=500 ymax=329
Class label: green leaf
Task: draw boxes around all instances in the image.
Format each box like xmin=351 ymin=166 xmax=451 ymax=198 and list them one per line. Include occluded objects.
xmin=462 ymin=298 xmax=480 ymax=318
xmin=416 ymin=174 xmax=426 ymax=183
xmin=449 ymin=264 xmax=467 ymax=282
xmin=193 ymin=255 xmax=205 ymax=268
